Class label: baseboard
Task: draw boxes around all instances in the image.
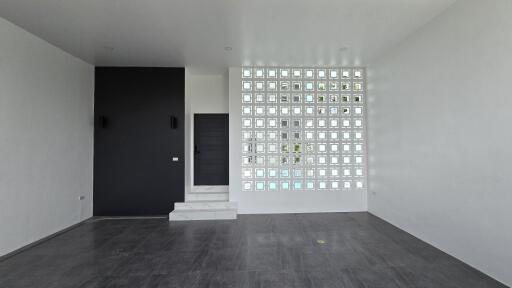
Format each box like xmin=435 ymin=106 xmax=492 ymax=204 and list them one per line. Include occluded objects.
xmin=0 ymin=217 xmax=92 ymax=263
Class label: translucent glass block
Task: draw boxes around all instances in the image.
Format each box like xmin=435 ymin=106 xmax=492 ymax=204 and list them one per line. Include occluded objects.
xmin=293 ymin=131 xmax=301 ymax=140
xmin=343 ymin=169 xmax=351 ymax=176
xmin=280 ymin=107 xmax=290 ymax=116
xmin=318 ymin=168 xmax=327 ymax=177
xmin=293 ymin=143 xmax=302 ymax=153
xmin=255 ymin=118 xmax=265 ymax=128
xmin=293 ymin=156 xmax=301 ymax=165
xmin=268 ymin=143 xmax=277 ymax=153
xmin=267 ymin=94 xmax=277 ymax=103
xmin=342 ymin=95 xmax=350 ymax=102
xmin=343 ymin=144 xmax=351 ymax=152
xmin=242 ymin=143 xmax=252 ymax=153
xmin=317 ymin=94 xmax=327 ymax=103
xmin=318 ymin=143 xmax=327 ymax=153
xmin=355 ymin=168 xmax=363 ymax=176
xmin=318 ymin=82 xmax=327 ymax=91
xmin=268 ymin=156 xmax=278 ymax=166
xmin=356 ymin=181 xmax=364 ymax=188
xmin=317 ymin=119 xmax=326 ymax=128
xmin=343 ymin=157 xmax=351 ymax=164
xmin=242 ymin=94 xmax=252 ymax=103
xmin=306 ymin=169 xmax=315 ymax=177
xmin=305 ymin=82 xmax=314 ymax=91
xmin=280 ymin=94 xmax=290 ymax=103
xmin=330 ymin=119 xmax=339 ymax=128
xmin=306 ymin=156 xmax=315 ymax=165
xmin=305 ymin=131 xmax=314 ymax=140
xmin=280 ymin=69 xmax=290 ymax=78
xmin=342 ymin=119 xmax=350 ymax=127
xmin=255 ymin=81 xmax=264 ymax=91
xmin=329 ymin=107 xmax=338 ymax=115
xmin=280 ymin=119 xmax=289 ymax=128
xmin=292 ymin=69 xmax=302 ymax=78
xmin=331 ymin=156 xmax=339 ymax=164
xmin=306 ymin=106 xmax=315 ymax=115
xmin=317 ymin=131 xmax=326 ymax=140
xmin=319 ymin=181 xmax=327 ymax=189
xmin=331 ymin=168 xmax=339 ymax=177
xmin=243 ymin=181 xmax=252 ymax=190
xmin=293 ymin=169 xmax=303 ymax=177
xmin=330 ymin=144 xmax=339 ymax=152
xmin=280 ymin=81 xmax=290 ymax=91
xmin=354 ymin=95 xmax=362 ymax=102
xmin=342 ymin=69 xmax=351 ymax=79
xmin=305 ymin=94 xmax=314 ymax=103
xmin=292 ymin=81 xmax=302 ymax=91
xmin=281 ymin=132 xmax=288 ymax=140
xmin=329 ymin=69 xmax=338 ymax=79
xmin=305 ymin=69 xmax=314 ymax=78
xmin=341 ymin=82 xmax=351 ymax=91
xmin=306 ymin=181 xmax=314 ymax=189
xmin=355 ymin=119 xmax=362 ymax=127
xmin=317 ymin=69 xmax=326 ymax=79
xmin=255 ymin=94 xmax=265 ymax=103
xmin=267 ymin=118 xmax=277 ymax=128
xmin=255 ymin=106 xmax=265 ymax=116
xmin=242 ymin=106 xmax=252 ymax=115
xmin=267 ymin=106 xmax=277 ymax=116
xmin=292 ymin=107 xmax=302 ymax=115
xmin=305 ymin=119 xmax=314 ymax=128
xmin=268 ymin=69 xmax=277 ymax=78
xmin=318 ymin=156 xmax=327 ymax=165
xmin=354 ymin=107 xmax=363 ymax=114
xmin=293 ymin=181 xmax=302 ymax=190
xmin=317 ymin=107 xmax=327 ymax=115
xmin=354 ymin=69 xmax=363 ymax=79
xmin=344 ymin=181 xmax=351 ymax=189
xmin=355 ymin=156 xmax=363 ymax=164
xmin=256 ymin=143 xmax=265 ymax=153
xmin=268 ymin=182 xmax=278 ymax=190
xmin=281 ymin=181 xmax=290 ymax=190
xmin=268 ymin=81 xmax=277 ymax=91
xmin=331 ymin=181 xmax=339 ymax=189
xmin=329 ymin=94 xmax=339 ymax=103
xmin=353 ymin=82 xmax=363 ymax=91
xmin=292 ymin=94 xmax=301 ymax=103
xmin=255 ymin=168 xmax=265 ymax=178
xmin=242 ymin=168 xmax=252 ymax=178
xmin=242 ymin=118 xmax=252 ymax=128
xmin=281 ymin=169 xmax=290 ymax=178
xmin=343 ymin=132 xmax=350 ymax=140
xmin=255 ymin=156 xmax=265 ymax=165
xmin=255 ymin=131 xmax=265 ymax=140
xmin=281 ymin=143 xmax=289 ymax=153
xmin=268 ymin=131 xmax=278 ymax=140
xmin=355 ymin=144 xmax=363 ymax=152
xmin=255 ymin=181 xmax=265 ymax=191
xmin=242 ymin=156 xmax=252 ymax=165
xmin=268 ymin=168 xmax=278 ymax=178
xmin=329 ymin=82 xmax=339 ymax=91
xmin=242 ymin=131 xmax=252 ymax=140
xmin=242 ymin=68 xmax=252 ymax=78
xmin=342 ymin=107 xmax=350 ymax=114
xmin=255 ymin=69 xmax=264 ymax=78
xmin=305 ymin=143 xmax=314 ymax=152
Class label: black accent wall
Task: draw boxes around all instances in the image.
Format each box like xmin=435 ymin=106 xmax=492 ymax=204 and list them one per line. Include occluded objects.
xmin=93 ymin=67 xmax=184 ymax=216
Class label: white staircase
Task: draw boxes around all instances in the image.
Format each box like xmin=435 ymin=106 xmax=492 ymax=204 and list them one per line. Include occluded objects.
xmin=169 ymin=186 xmax=237 ymax=221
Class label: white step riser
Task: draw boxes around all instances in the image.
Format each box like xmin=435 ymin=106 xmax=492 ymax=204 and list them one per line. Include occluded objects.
xmin=191 ymin=186 xmax=229 ymax=193
xmin=175 ymin=202 xmax=237 ymax=210
xmin=169 ymin=210 xmax=237 ymax=221
xmin=186 ymin=193 xmax=228 ymax=202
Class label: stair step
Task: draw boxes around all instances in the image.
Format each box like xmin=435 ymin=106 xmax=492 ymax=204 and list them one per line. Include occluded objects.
xmin=186 ymin=192 xmax=228 ymax=202
xmin=191 ymin=185 xmax=229 ymax=193
xmin=169 ymin=208 xmax=237 ymax=221
xmin=175 ymin=201 xmax=237 ymax=210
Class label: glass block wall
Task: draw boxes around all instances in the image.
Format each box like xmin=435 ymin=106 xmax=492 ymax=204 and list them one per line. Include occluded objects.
xmin=240 ymin=67 xmax=366 ymax=192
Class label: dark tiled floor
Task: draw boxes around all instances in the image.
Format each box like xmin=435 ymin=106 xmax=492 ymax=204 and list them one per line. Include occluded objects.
xmin=0 ymin=213 xmax=507 ymax=288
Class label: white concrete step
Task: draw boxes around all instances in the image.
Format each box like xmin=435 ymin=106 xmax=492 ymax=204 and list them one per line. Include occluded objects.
xmin=186 ymin=192 xmax=228 ymax=202
xmin=191 ymin=185 xmax=229 ymax=193
xmin=175 ymin=201 xmax=237 ymax=210
xmin=169 ymin=208 xmax=237 ymax=221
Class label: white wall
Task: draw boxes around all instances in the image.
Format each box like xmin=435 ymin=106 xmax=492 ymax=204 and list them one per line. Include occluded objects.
xmin=367 ymin=0 xmax=512 ymax=285
xmin=184 ymin=71 xmax=229 ymax=192
xmin=0 ymin=18 xmax=94 ymax=256
xmin=229 ymin=67 xmax=367 ymax=214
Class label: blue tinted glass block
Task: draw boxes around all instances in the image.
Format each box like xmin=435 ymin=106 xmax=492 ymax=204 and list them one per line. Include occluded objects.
xmin=306 ymin=181 xmax=314 ymax=189
xmin=256 ymin=182 xmax=265 ymax=190
xmin=294 ymin=182 xmax=302 ymax=189
xmin=282 ymin=182 xmax=289 ymax=190
xmin=269 ymin=182 xmax=277 ymax=190
xmin=281 ymin=169 xmax=289 ymax=177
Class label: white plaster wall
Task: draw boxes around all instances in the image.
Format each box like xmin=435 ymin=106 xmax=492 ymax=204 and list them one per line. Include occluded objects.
xmin=367 ymin=0 xmax=512 ymax=285
xmin=229 ymin=67 xmax=367 ymax=214
xmin=0 ymin=18 xmax=94 ymax=256
xmin=184 ymin=71 xmax=229 ymax=191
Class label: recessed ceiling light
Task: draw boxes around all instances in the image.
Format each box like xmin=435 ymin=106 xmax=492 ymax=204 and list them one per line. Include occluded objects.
xmin=224 ymin=46 xmax=233 ymax=51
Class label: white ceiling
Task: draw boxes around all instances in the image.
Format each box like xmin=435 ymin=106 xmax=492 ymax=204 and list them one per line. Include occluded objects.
xmin=0 ymin=0 xmax=456 ymax=70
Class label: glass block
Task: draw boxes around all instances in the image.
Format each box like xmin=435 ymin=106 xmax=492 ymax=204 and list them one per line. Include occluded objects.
xmin=293 ymin=169 xmax=303 ymax=177
xmin=280 ymin=81 xmax=290 ymax=91
xmin=255 ymin=106 xmax=265 ymax=116
xmin=267 ymin=118 xmax=277 ymax=128
xmin=305 ymin=131 xmax=314 ymax=140
xmin=342 ymin=69 xmax=351 ymax=79
xmin=330 ymin=119 xmax=338 ymax=128
xmin=343 ymin=132 xmax=350 ymax=140
xmin=306 ymin=156 xmax=315 ymax=165
xmin=256 ymin=143 xmax=265 ymax=153
xmin=317 ymin=131 xmax=326 ymax=140
xmin=317 ymin=94 xmax=327 ymax=103
xmin=305 ymin=143 xmax=314 ymax=152
xmin=317 ymin=69 xmax=326 ymax=79
xmin=355 ymin=168 xmax=363 ymax=176
xmin=331 ymin=181 xmax=339 ymax=189
xmin=281 ymin=169 xmax=290 ymax=178
xmin=256 ymin=156 xmax=265 ymax=165
xmin=341 ymin=82 xmax=351 ymax=91
xmin=344 ymin=181 xmax=351 ymax=189
xmin=305 ymin=69 xmax=314 ymax=78
xmin=305 ymin=94 xmax=314 ymax=103
xmin=268 ymin=156 xmax=278 ymax=166
xmin=268 ymin=81 xmax=277 ymax=91
xmin=255 ymin=131 xmax=265 ymax=140
xmin=242 ymin=118 xmax=252 ymax=128
xmin=306 ymin=181 xmax=314 ymax=189
xmin=280 ymin=94 xmax=290 ymax=103
xmin=306 ymin=106 xmax=315 ymax=115
xmin=255 ymin=68 xmax=264 ymax=78
xmin=243 ymin=181 xmax=252 ymax=190
xmin=293 ymin=181 xmax=302 ymax=190
xmin=242 ymin=106 xmax=252 ymax=115
xmin=331 ymin=156 xmax=339 ymax=164
xmin=353 ymin=82 xmax=363 ymax=91
xmin=343 ymin=144 xmax=351 ymax=152
xmin=329 ymin=69 xmax=338 ymax=79
xmin=255 ymin=168 xmax=265 ymax=178
xmin=281 ymin=181 xmax=290 ymax=190
xmin=255 ymin=118 xmax=265 ymax=128
xmin=342 ymin=95 xmax=350 ymax=102
xmin=356 ymin=181 xmax=364 ymax=188
xmin=292 ymin=69 xmax=302 ymax=78
xmin=318 ymin=82 xmax=327 ymax=91
xmin=255 ymin=181 xmax=265 ymax=191
xmin=343 ymin=156 xmax=351 ymax=164
xmin=318 ymin=143 xmax=327 ymax=153
xmin=281 ymin=131 xmax=288 ymax=140
xmin=317 ymin=119 xmax=326 ymax=128
xmin=355 ymin=119 xmax=363 ymax=127
xmin=342 ymin=119 xmax=350 ymax=127
xmin=292 ymin=120 xmax=301 ymax=128
xmin=255 ymin=81 xmax=264 ymax=91
xmin=329 ymin=82 xmax=339 ymax=91
xmin=280 ymin=106 xmax=290 ymax=116
xmin=242 ymin=94 xmax=252 ymax=103
xmin=281 ymin=143 xmax=289 ymax=153
xmin=268 ymin=69 xmax=277 ymax=78
xmin=268 ymin=143 xmax=277 ymax=153
xmin=267 ymin=94 xmax=277 ymax=103
xmin=329 ymin=107 xmax=338 ymax=115
xmin=242 ymin=143 xmax=252 ymax=153
xmin=331 ymin=168 xmax=339 ymax=177
xmin=329 ymin=94 xmax=339 ymax=103
xmin=242 ymin=131 xmax=252 ymax=140
xmin=268 ymin=131 xmax=278 ymax=140
xmin=318 ymin=156 xmax=327 ymax=165
xmin=242 ymin=168 xmax=252 ymax=178
xmin=293 ymin=131 xmax=301 ymax=140
xmin=330 ymin=131 xmax=338 ymax=140
xmin=268 ymin=182 xmax=278 ymax=190
xmin=354 ymin=95 xmax=362 ymax=102
xmin=305 ymin=82 xmax=314 ymax=91
xmin=319 ymin=181 xmax=327 ymax=189
xmin=342 ymin=107 xmax=350 ymax=115
xmin=268 ymin=168 xmax=278 ymax=178
xmin=280 ymin=118 xmax=289 ymax=128
xmin=280 ymin=69 xmax=290 ymax=78
xmin=293 ymin=143 xmax=302 ymax=153
xmin=355 ymin=144 xmax=363 ymax=152
xmin=306 ymin=169 xmax=315 ymax=177
xmin=354 ymin=69 xmax=363 ymax=79
xmin=267 ymin=106 xmax=277 ymax=116
xmin=242 ymin=68 xmax=252 ymax=78
xmin=242 ymin=156 xmax=252 ymax=165
xmin=318 ymin=168 xmax=327 ymax=177
xmin=343 ymin=168 xmax=351 ymax=176
xmin=317 ymin=107 xmax=327 ymax=115
xmin=255 ymin=94 xmax=265 ymax=103
xmin=355 ymin=156 xmax=363 ymax=164
xmin=330 ymin=144 xmax=339 ymax=152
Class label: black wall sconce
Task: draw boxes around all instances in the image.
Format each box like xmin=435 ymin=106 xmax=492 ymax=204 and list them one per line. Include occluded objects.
xmin=170 ymin=116 xmax=178 ymax=129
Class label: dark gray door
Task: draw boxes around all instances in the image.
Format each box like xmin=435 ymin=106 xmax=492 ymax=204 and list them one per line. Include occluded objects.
xmin=194 ymin=114 xmax=229 ymax=185
xmin=94 ymin=67 xmax=184 ymax=216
